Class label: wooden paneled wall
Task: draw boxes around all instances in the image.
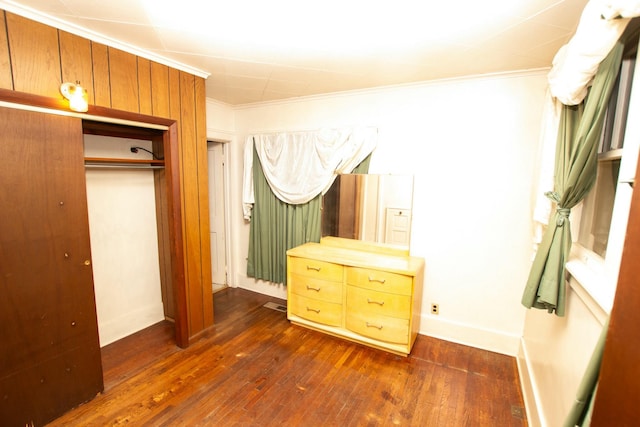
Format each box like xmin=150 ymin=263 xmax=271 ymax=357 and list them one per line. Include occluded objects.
xmin=0 ymin=10 xmax=214 ymax=341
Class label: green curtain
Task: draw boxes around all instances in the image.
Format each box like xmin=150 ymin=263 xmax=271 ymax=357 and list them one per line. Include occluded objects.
xmin=351 ymin=154 xmax=371 ymax=173
xmin=247 ymin=147 xmax=370 ymax=284
xmin=521 ymin=41 xmax=624 ymax=316
xmin=562 ymin=317 xmax=609 ymax=427
xmin=246 ymin=146 xmax=321 ymax=285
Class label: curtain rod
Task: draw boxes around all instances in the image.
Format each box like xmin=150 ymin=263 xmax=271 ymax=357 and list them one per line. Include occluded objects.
xmin=246 ymin=126 xmax=378 ymax=137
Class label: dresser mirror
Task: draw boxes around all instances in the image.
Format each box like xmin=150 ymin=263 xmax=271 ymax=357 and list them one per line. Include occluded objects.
xmin=321 ymin=174 xmax=414 ymax=249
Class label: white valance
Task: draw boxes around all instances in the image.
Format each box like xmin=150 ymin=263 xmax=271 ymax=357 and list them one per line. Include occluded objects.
xmin=243 ymin=127 xmax=377 ymax=219
xmin=548 ymin=0 xmax=640 ymax=106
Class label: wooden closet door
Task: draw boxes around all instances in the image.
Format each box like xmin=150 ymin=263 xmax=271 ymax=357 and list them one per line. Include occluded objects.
xmin=0 ymin=107 xmax=103 ymax=426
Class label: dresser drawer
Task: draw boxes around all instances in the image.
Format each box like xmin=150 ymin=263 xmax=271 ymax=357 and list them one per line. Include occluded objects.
xmin=346 ymin=267 xmax=413 ymax=295
xmin=289 ymin=273 xmax=343 ymax=304
xmin=346 ymin=285 xmax=411 ymax=319
xmin=289 ymin=257 xmax=343 ymax=282
xmin=345 ymin=311 xmax=409 ymax=344
xmin=289 ymin=294 xmax=342 ymax=327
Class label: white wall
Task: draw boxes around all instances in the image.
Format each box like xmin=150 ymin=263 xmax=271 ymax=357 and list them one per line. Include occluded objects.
xmin=206 ymin=98 xmax=236 ymax=142
xmin=518 ymin=278 xmax=606 ymax=427
xmin=211 ymin=71 xmax=549 ymax=355
xmin=84 ymin=135 xmax=165 ymax=347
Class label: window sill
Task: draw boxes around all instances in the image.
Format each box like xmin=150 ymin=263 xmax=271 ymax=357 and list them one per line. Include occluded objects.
xmin=566 ymin=247 xmax=613 ymax=325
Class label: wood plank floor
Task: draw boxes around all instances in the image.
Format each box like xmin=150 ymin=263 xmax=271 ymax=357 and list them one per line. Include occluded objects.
xmin=47 ymin=288 xmax=527 ymax=426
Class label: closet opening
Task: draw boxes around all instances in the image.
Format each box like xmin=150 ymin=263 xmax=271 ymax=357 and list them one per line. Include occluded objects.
xmin=82 ymin=120 xmax=186 ymax=348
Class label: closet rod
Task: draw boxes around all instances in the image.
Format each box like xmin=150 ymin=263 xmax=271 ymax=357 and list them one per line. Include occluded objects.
xmin=84 ymin=157 xmax=165 ymax=169
xmin=84 ymin=164 xmax=165 ymax=170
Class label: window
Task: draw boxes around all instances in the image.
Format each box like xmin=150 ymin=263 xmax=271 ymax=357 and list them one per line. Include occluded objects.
xmin=577 ymin=153 xmax=621 ymax=258
xmin=576 ymin=51 xmax=636 ymax=259
xmin=568 ymin=38 xmax=640 ymax=313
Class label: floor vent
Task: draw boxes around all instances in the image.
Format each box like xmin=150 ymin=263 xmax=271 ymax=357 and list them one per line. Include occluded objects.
xmin=263 ymin=302 xmax=287 ymax=313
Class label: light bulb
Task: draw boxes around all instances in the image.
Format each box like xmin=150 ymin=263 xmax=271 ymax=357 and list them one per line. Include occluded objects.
xmin=60 ymin=82 xmax=89 ymax=112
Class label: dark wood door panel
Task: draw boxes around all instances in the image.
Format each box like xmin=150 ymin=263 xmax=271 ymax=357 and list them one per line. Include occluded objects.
xmin=0 ymin=106 xmax=103 ymax=426
xmin=0 ymin=344 xmax=103 ymax=427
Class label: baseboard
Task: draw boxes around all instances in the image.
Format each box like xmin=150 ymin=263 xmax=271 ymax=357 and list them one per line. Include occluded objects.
xmin=419 ymin=314 xmax=521 ymax=356
xmin=98 ymin=302 xmax=165 ymax=347
xmin=517 ymin=338 xmax=543 ymax=427
xmin=236 ymin=277 xmax=287 ymax=300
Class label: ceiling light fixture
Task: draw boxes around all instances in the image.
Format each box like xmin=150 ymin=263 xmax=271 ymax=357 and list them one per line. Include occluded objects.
xmin=60 ymin=81 xmax=89 ymax=112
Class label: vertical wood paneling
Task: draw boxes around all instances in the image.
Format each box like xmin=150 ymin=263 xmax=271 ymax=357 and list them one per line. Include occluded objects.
xmin=149 ymin=60 xmax=176 ymax=329
xmin=195 ymin=75 xmax=214 ymax=326
xmin=0 ymin=12 xmax=13 ymax=89
xmin=137 ymin=57 xmax=152 ymax=115
xmin=150 ymin=61 xmax=170 ymax=118
xmin=168 ymin=67 xmax=190 ymax=331
xmin=59 ymin=30 xmax=95 ymax=105
xmin=168 ymin=69 xmax=182 ymax=122
xmin=108 ymin=47 xmax=139 ymax=112
xmin=179 ymin=71 xmax=205 ymax=333
xmin=91 ymin=42 xmax=111 ymax=107
xmin=6 ymin=12 xmax=61 ymax=98
xmin=1 ymin=9 xmax=213 ymax=343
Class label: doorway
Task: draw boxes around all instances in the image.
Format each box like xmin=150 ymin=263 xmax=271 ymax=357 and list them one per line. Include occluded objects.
xmin=208 ymin=140 xmax=229 ymax=293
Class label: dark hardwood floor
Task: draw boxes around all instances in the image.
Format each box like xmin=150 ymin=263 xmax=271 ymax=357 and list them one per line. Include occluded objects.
xmin=47 ymin=288 xmax=527 ymax=426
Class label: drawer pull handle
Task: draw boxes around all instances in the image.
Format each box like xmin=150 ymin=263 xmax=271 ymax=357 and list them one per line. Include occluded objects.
xmin=366 ymin=322 xmax=383 ymax=330
xmin=368 ymin=276 xmax=386 ymax=284
xmin=306 ymin=285 xmax=321 ymax=292
xmin=306 ymin=307 xmax=320 ymax=313
xmin=307 ymin=265 xmax=321 ymax=272
xmin=367 ymin=298 xmax=384 ymax=306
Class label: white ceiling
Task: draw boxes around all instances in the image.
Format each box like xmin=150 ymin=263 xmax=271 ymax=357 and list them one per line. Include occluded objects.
xmin=1 ymin=0 xmax=590 ymax=105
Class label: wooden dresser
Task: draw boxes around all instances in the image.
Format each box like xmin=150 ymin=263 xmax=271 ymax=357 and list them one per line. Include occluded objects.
xmin=286 ymin=237 xmax=425 ymax=356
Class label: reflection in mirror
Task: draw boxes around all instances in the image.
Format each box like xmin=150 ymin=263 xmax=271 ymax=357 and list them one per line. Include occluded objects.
xmin=322 ymin=174 xmax=414 ymax=248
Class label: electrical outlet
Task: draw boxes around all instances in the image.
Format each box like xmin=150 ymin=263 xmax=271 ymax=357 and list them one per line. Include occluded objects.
xmin=431 ymin=303 xmax=439 ymax=315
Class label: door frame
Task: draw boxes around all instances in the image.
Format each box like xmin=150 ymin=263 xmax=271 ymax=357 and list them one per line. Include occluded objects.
xmin=0 ymin=88 xmax=189 ymax=348
xmin=207 ymin=139 xmax=231 ymax=290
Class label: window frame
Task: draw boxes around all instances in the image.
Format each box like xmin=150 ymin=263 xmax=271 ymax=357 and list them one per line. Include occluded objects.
xmin=568 ymin=37 xmax=640 ymax=314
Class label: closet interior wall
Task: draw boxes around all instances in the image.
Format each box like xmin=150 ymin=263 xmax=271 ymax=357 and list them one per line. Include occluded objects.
xmin=83 ymin=127 xmax=174 ymax=347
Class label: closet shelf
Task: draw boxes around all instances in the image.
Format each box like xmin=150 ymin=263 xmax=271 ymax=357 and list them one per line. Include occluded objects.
xmin=84 ymin=157 xmax=165 ymax=169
